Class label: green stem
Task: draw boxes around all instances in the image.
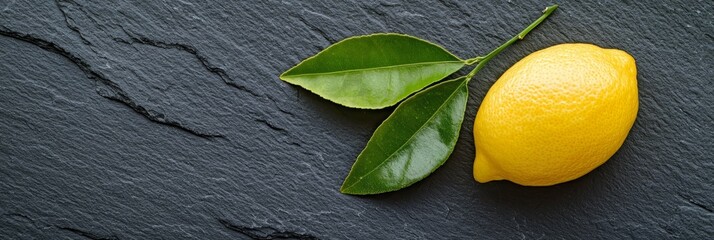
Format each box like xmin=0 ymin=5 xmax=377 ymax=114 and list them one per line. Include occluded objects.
xmin=464 ymin=4 xmax=558 ymax=82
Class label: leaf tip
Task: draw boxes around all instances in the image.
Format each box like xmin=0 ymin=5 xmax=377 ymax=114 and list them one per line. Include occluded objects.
xmin=339 ymin=177 xmax=364 ymax=195
xmin=278 ymin=71 xmax=290 ymax=81
xmin=278 ymin=73 xmax=300 ymax=85
xmin=338 ymin=184 xmax=353 ymax=195
xmin=339 ymin=176 xmax=351 ymax=189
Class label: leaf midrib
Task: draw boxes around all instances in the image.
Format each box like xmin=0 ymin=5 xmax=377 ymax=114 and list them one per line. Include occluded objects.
xmin=282 ymin=60 xmax=463 ymax=79
xmin=342 ymin=79 xmax=466 ymax=192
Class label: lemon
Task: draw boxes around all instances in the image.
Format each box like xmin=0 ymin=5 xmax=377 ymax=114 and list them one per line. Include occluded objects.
xmin=473 ymin=43 xmax=638 ymax=186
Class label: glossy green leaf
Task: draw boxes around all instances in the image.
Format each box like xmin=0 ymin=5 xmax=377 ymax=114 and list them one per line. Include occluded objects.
xmin=340 ymin=77 xmax=469 ymax=194
xmin=280 ymin=33 xmax=464 ymax=109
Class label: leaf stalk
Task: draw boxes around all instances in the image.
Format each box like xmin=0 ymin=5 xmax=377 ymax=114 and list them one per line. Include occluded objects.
xmin=464 ymin=4 xmax=558 ymax=82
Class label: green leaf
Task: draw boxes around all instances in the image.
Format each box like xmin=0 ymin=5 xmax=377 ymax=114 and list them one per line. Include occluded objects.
xmin=280 ymin=33 xmax=465 ymax=109
xmin=340 ymin=77 xmax=469 ymax=194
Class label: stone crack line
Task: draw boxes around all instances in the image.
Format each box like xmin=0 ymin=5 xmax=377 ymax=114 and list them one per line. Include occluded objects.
xmin=678 ymin=193 xmax=713 ymax=214
xmin=0 ymin=27 xmax=225 ymax=138
xmin=112 ymin=30 xmax=296 ymax=135
xmin=217 ymin=218 xmax=318 ymax=240
xmin=55 ymin=0 xmax=92 ymax=45
xmin=113 ymin=28 xmax=262 ymax=98
xmin=254 ymin=118 xmax=286 ymax=132
xmin=3 ymin=213 xmax=120 ymax=240
xmin=112 ymin=30 xmax=297 ymax=135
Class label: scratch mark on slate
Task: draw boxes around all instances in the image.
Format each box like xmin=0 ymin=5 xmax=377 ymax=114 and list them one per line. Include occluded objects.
xmin=435 ymin=0 xmax=471 ymax=17
xmin=0 ymin=27 xmax=225 ymax=138
xmin=218 ymin=219 xmax=317 ymax=240
xmin=2 ymin=0 xmax=16 ymax=12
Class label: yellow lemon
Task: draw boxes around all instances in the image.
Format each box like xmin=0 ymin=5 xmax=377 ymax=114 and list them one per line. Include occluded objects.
xmin=473 ymin=43 xmax=638 ymax=186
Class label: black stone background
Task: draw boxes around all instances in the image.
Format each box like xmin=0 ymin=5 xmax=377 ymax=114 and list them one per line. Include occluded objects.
xmin=1 ymin=0 xmax=712 ymax=239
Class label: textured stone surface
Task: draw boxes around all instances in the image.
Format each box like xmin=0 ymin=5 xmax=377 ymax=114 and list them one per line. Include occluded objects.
xmin=1 ymin=0 xmax=712 ymax=239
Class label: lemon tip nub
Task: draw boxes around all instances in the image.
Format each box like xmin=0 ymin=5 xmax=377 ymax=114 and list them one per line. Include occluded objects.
xmin=473 ymin=152 xmax=502 ymax=183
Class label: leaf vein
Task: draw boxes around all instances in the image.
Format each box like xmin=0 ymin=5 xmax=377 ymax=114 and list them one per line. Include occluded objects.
xmin=281 ymin=61 xmax=463 ymax=79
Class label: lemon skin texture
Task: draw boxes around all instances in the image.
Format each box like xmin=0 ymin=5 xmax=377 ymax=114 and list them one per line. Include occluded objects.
xmin=473 ymin=43 xmax=638 ymax=186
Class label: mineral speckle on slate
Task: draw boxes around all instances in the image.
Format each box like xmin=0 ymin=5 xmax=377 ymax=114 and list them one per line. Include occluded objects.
xmin=1 ymin=0 xmax=712 ymax=239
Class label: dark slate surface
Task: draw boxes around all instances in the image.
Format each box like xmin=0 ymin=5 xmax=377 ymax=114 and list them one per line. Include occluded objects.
xmin=1 ymin=0 xmax=712 ymax=239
